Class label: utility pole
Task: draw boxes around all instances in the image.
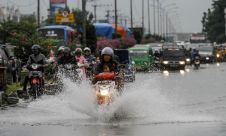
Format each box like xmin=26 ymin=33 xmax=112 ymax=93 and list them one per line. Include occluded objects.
xmin=93 ymin=5 xmax=97 ymax=22
xmin=93 ymin=4 xmax=111 ymax=23
xmin=130 ymin=0 xmax=133 ymax=28
xmin=125 ymin=18 xmax=127 ymax=27
xmin=153 ymin=0 xmax=156 ymax=35
xmin=157 ymin=0 xmax=160 ymax=35
xmin=148 ymin=0 xmax=151 ymax=34
xmin=106 ymin=10 xmax=110 ymax=23
xmin=37 ymin=0 xmax=40 ymax=27
xmin=65 ymin=0 xmax=68 ymax=7
xmin=166 ymin=14 xmax=168 ymax=41
xmin=82 ymin=0 xmax=87 ymax=46
xmin=225 ymin=8 xmax=226 ymax=35
xmin=114 ymin=0 xmax=118 ymax=35
xmin=141 ymin=0 xmax=145 ymax=35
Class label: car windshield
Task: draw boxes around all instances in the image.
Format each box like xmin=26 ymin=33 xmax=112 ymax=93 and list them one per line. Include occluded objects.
xmin=130 ymin=50 xmax=148 ymax=57
xmin=163 ymin=49 xmax=185 ymax=57
xmin=198 ymin=46 xmax=213 ymax=52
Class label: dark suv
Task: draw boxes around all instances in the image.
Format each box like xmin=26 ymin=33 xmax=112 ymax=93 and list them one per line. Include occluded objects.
xmin=161 ymin=47 xmax=186 ymax=70
xmin=197 ymin=46 xmax=215 ymax=63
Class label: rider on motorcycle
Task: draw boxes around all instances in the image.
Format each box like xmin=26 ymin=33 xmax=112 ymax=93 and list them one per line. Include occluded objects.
xmin=22 ymin=44 xmax=47 ymax=95
xmin=191 ymin=49 xmax=201 ymax=63
xmin=84 ymin=47 xmax=96 ymax=77
xmin=74 ymin=48 xmax=88 ymax=72
xmin=57 ymin=46 xmax=76 ymax=65
xmin=94 ymin=47 xmax=118 ymax=74
xmin=93 ymin=47 xmax=123 ymax=90
xmin=84 ymin=47 xmax=96 ymax=64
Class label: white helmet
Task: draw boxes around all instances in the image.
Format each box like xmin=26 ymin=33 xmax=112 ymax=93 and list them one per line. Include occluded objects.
xmin=101 ymin=47 xmax=114 ymax=57
xmin=75 ymin=48 xmax=82 ymax=53
xmin=84 ymin=47 xmax=91 ymax=52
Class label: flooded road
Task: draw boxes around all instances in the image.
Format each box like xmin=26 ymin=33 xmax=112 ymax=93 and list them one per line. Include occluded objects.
xmin=1 ymin=63 xmax=226 ymax=136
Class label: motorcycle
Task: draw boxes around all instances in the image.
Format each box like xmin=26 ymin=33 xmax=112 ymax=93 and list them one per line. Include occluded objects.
xmin=118 ymin=64 xmax=135 ymax=82
xmin=194 ymin=56 xmax=200 ymax=70
xmin=56 ymin=63 xmax=83 ymax=84
xmin=28 ymin=64 xmax=44 ymax=99
xmin=94 ymin=72 xmax=119 ymax=105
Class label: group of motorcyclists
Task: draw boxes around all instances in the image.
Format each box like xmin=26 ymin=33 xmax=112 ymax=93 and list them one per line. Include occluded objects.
xmin=21 ymin=44 xmax=122 ymax=98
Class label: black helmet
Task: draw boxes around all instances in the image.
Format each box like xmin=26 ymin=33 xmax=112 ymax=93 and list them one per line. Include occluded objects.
xmin=64 ymin=47 xmax=71 ymax=54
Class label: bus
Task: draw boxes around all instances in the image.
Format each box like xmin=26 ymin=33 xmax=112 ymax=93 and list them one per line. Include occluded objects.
xmin=38 ymin=25 xmax=75 ymax=45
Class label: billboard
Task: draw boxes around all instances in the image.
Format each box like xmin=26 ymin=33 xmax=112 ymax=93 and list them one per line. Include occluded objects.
xmin=55 ymin=11 xmax=75 ymax=23
xmin=50 ymin=0 xmax=66 ymax=15
xmin=50 ymin=0 xmax=66 ymax=4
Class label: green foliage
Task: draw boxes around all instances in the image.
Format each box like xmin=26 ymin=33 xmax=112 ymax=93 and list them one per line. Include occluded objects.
xmin=202 ymin=0 xmax=226 ymax=43
xmin=6 ymin=83 xmax=21 ymax=95
xmin=0 ymin=15 xmax=58 ymax=62
xmin=45 ymin=64 xmax=56 ymax=80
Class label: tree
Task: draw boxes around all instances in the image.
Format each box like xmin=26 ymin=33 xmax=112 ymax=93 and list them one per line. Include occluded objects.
xmin=202 ymin=0 xmax=226 ymax=43
xmin=0 ymin=15 xmax=57 ymax=63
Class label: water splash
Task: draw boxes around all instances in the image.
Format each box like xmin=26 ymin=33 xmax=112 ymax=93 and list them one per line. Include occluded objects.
xmin=0 ymin=73 xmax=219 ymax=125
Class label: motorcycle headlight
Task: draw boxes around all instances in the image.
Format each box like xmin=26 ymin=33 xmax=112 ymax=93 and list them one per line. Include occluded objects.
xmin=186 ymin=58 xmax=190 ymax=62
xmin=31 ymin=64 xmax=38 ymax=69
xmin=65 ymin=64 xmax=72 ymax=69
xmin=163 ymin=61 xmax=169 ymax=65
xmin=179 ymin=61 xmax=185 ymax=65
xmin=206 ymin=57 xmax=210 ymax=60
xmin=100 ymin=89 xmax=109 ymax=96
xmin=216 ymin=54 xmax=220 ymax=58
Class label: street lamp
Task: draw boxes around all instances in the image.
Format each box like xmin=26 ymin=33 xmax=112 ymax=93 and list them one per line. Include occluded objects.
xmin=164 ymin=8 xmax=178 ymax=41
xmin=114 ymin=0 xmax=118 ymax=35
xmin=82 ymin=0 xmax=87 ymax=46
xmin=159 ymin=2 xmax=177 ymax=36
xmin=148 ymin=0 xmax=151 ymax=34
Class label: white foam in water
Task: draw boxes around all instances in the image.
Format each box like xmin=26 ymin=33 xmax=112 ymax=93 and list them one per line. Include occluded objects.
xmin=0 ymin=74 xmax=218 ymax=125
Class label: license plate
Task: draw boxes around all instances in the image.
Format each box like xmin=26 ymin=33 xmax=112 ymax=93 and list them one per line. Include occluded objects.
xmin=195 ymin=61 xmax=200 ymax=64
xmin=170 ymin=64 xmax=177 ymax=67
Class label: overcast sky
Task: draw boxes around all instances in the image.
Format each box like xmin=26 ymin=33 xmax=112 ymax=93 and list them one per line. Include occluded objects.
xmin=0 ymin=0 xmax=213 ymax=33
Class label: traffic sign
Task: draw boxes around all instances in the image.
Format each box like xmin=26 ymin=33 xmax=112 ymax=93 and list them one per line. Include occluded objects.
xmin=55 ymin=12 xmax=75 ymax=23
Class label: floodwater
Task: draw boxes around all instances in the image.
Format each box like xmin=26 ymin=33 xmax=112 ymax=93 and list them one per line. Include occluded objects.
xmin=0 ymin=63 xmax=226 ymax=136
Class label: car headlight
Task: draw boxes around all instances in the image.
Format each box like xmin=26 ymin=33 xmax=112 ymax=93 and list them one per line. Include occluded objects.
xmin=216 ymin=54 xmax=220 ymax=58
xmin=179 ymin=61 xmax=185 ymax=65
xmin=100 ymin=89 xmax=109 ymax=96
xmin=206 ymin=57 xmax=210 ymax=60
xmin=163 ymin=61 xmax=169 ymax=64
xmin=186 ymin=58 xmax=190 ymax=62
